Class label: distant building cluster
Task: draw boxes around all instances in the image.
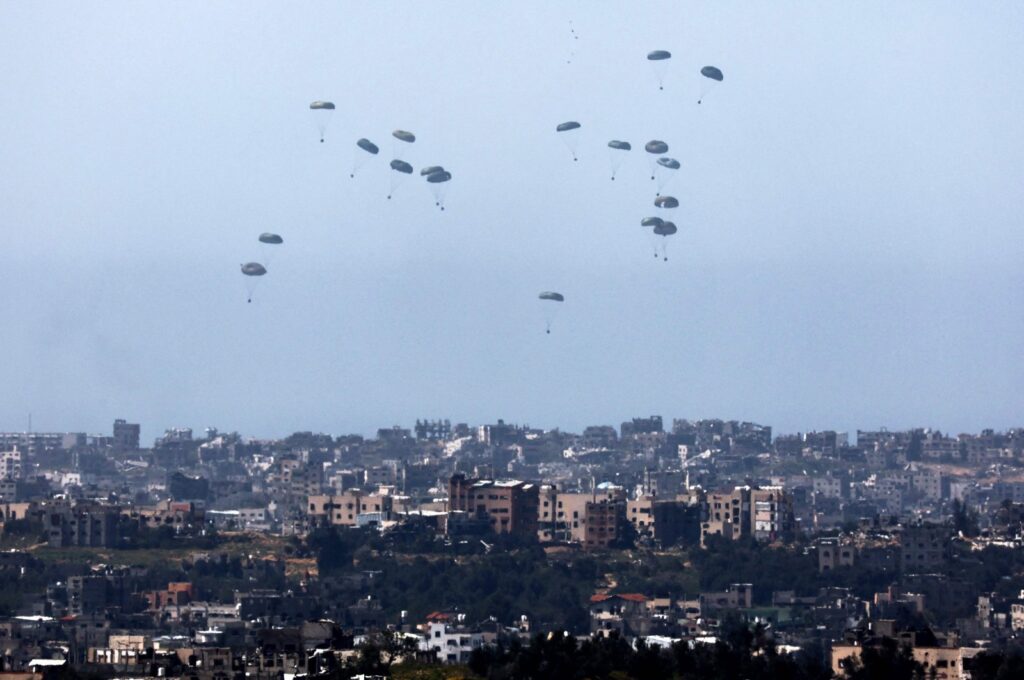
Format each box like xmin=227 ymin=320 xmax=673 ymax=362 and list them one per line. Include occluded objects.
xmin=0 ymin=416 xmax=1021 ymax=678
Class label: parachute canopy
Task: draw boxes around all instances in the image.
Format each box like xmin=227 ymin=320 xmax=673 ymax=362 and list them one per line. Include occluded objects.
xmin=701 ymin=66 xmax=724 ymax=81
xmin=657 ymin=157 xmax=680 ymax=170
xmin=241 ymin=263 xmax=266 ymax=276
xmin=647 ymin=50 xmax=671 ymax=61
xmin=309 ymin=101 xmax=335 ymax=110
xmin=356 ymin=138 xmax=379 ymax=154
xmin=420 ymin=165 xmax=445 ymax=176
xmin=641 ymin=217 xmax=664 ymax=227
xmin=258 ymin=233 xmax=283 ymax=245
xmin=654 ymin=196 xmax=679 ymax=208
xmin=392 ymin=130 xmax=416 ymax=143
xmin=390 ymin=160 xmax=413 ymax=174
xmin=556 ymin=121 xmax=581 ymax=132
xmin=645 ymin=140 xmax=669 ymax=154
xmin=608 ymin=140 xmax=632 ymax=151
xmin=654 ymin=221 xmax=678 ymax=236
xmin=538 ymin=291 xmax=564 ymax=302
xmin=426 ymin=170 xmax=451 ymax=183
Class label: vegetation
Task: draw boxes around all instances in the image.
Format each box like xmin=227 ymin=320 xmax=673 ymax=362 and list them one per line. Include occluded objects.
xmin=467 ymin=624 xmax=831 ymax=680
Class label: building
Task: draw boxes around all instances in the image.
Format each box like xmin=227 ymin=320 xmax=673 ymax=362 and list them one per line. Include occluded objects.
xmin=701 ymin=486 xmax=795 ymax=546
xmin=899 ymin=523 xmax=951 ymax=573
xmin=448 ymin=475 xmax=539 ymax=537
xmin=307 ymin=491 xmax=393 ymax=528
xmin=112 ymin=419 xmax=140 ymax=452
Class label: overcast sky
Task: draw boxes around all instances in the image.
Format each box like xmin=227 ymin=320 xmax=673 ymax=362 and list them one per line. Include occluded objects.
xmin=1 ymin=2 xmax=1021 ymax=442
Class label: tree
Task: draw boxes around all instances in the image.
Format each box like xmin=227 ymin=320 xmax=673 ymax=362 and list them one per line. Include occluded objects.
xmin=840 ymin=638 xmax=924 ymax=680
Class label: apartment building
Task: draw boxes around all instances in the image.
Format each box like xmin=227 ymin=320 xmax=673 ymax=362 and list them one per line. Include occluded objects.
xmin=447 ymin=475 xmax=539 ymax=537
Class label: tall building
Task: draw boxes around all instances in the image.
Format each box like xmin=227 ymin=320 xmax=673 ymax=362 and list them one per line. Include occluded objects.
xmin=112 ymin=419 xmax=140 ymax=452
xmin=448 ymin=474 xmax=539 ymax=537
xmin=701 ymin=486 xmax=794 ymax=546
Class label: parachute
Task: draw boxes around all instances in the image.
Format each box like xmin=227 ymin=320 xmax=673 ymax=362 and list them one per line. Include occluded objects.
xmin=698 ymin=66 xmax=724 ymax=104
xmin=357 ymin=138 xmax=379 ymax=154
xmin=701 ymin=66 xmax=724 ymax=81
xmin=392 ymin=130 xmax=416 ymax=143
xmin=420 ymin=165 xmax=445 ymax=176
xmin=425 ymin=170 xmax=452 ymax=210
xmin=647 ymin=50 xmax=672 ymax=90
xmin=557 ymin=121 xmax=581 ymax=161
xmin=351 ymin=138 xmax=380 ymax=178
xmin=607 ymin=140 xmax=631 ymax=180
xmin=640 ymin=217 xmax=664 ymax=227
xmin=388 ymin=160 xmax=414 ymax=199
xmin=538 ymin=291 xmax=564 ymax=333
xmin=309 ymin=101 xmax=335 ymax=143
xmin=653 ymin=220 xmax=678 ymax=261
xmin=655 ymin=157 xmax=681 ymax=195
xmin=258 ymin=233 xmax=283 ymax=268
xmin=644 ymin=141 xmax=669 ymax=180
xmin=654 ymin=195 xmax=679 ymax=209
xmin=240 ymin=262 xmax=267 ymax=303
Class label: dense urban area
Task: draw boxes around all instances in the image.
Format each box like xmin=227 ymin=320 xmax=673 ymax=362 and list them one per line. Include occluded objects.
xmin=1 ymin=417 xmax=1024 ymax=679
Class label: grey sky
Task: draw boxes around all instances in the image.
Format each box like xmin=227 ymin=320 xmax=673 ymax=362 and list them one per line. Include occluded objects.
xmin=1 ymin=2 xmax=1021 ymax=441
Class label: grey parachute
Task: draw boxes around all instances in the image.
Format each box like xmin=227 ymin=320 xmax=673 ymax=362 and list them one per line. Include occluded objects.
xmin=390 ymin=160 xmax=413 ymax=174
xmin=653 ymin=220 xmax=678 ymax=261
xmin=654 ymin=195 xmax=679 ymax=209
xmin=309 ymin=101 xmax=335 ymax=143
xmin=640 ymin=217 xmax=665 ymax=258
xmin=258 ymin=233 xmax=283 ymax=268
xmin=645 ymin=140 xmax=669 ymax=179
xmin=698 ymin=66 xmax=724 ymax=104
xmin=538 ymin=291 xmax=564 ymax=333
xmin=654 ymin=157 xmax=681 ymax=195
xmin=240 ymin=262 xmax=266 ymax=303
xmin=357 ymin=138 xmax=379 ymax=154
xmin=388 ymin=160 xmax=414 ymax=199
xmin=391 ymin=130 xmax=416 ymax=161
xmin=647 ymin=50 xmax=672 ymax=90
xmin=607 ymin=140 xmax=631 ymax=180
xmin=701 ymin=66 xmax=724 ymax=81
xmin=425 ymin=170 xmax=452 ymax=210
xmin=557 ymin=121 xmax=582 ymax=161
xmin=420 ymin=165 xmax=444 ymax=176
xmin=351 ymin=138 xmax=380 ymax=178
